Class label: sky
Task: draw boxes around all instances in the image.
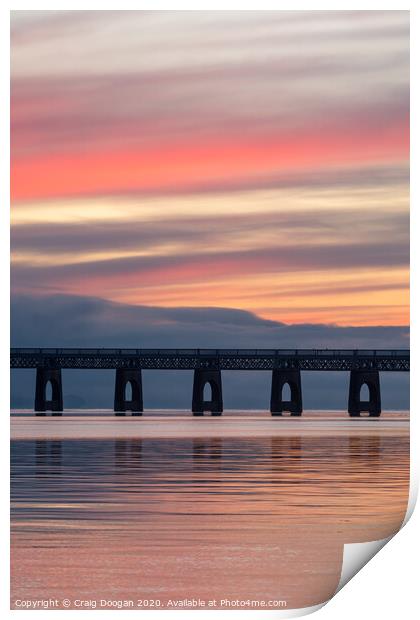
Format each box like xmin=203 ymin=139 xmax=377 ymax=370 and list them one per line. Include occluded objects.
xmin=10 ymin=10 xmax=409 ymax=327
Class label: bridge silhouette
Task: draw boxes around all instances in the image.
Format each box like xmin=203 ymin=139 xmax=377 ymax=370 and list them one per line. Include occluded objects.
xmin=10 ymin=348 xmax=409 ymax=417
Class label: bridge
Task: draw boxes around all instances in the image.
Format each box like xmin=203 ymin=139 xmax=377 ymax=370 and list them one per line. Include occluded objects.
xmin=10 ymin=348 xmax=410 ymax=417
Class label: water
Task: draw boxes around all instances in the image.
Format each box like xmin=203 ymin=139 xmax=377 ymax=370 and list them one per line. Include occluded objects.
xmin=11 ymin=410 xmax=409 ymax=610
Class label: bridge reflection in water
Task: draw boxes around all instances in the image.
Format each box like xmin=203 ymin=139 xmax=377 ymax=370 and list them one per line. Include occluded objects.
xmin=30 ymin=435 xmax=392 ymax=480
xmin=10 ymin=348 xmax=409 ymax=417
xmin=11 ymin=430 xmax=409 ymax=609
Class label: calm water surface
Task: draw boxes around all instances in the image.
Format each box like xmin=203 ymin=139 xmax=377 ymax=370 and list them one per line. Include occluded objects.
xmin=11 ymin=411 xmax=409 ymax=610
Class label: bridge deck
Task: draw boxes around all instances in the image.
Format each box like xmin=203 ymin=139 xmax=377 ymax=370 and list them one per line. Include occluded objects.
xmin=10 ymin=348 xmax=409 ymax=371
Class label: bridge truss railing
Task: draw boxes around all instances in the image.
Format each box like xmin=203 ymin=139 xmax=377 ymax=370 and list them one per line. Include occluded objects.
xmin=10 ymin=348 xmax=410 ymax=372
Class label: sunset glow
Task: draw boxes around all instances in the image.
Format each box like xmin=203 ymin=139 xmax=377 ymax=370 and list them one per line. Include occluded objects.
xmin=11 ymin=10 xmax=409 ymax=326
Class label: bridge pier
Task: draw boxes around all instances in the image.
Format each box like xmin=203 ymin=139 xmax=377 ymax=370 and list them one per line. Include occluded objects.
xmin=114 ymin=369 xmax=143 ymax=415
xmin=348 ymin=370 xmax=381 ymax=417
xmin=35 ymin=368 xmax=63 ymax=415
xmin=192 ymin=370 xmax=223 ymax=415
xmin=270 ymin=369 xmax=303 ymax=416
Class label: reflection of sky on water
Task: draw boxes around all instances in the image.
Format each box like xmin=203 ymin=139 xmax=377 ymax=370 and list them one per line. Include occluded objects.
xmin=11 ymin=430 xmax=409 ymax=609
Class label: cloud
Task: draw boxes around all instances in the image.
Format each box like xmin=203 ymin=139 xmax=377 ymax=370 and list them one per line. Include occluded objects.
xmin=10 ymin=170 xmax=409 ymax=327
xmin=11 ymin=239 xmax=409 ymax=290
xmin=9 ymin=11 xmax=409 ymax=329
xmin=11 ymin=199 xmax=409 ymax=255
xmin=12 ymin=293 xmax=409 ymax=348
xmin=10 ymin=294 xmax=409 ymax=410
xmin=11 ymin=61 xmax=408 ymax=159
xmin=11 ymin=122 xmax=408 ymax=202
xmin=11 ymin=11 xmax=408 ymax=201
xmin=11 ymin=11 xmax=409 ymax=80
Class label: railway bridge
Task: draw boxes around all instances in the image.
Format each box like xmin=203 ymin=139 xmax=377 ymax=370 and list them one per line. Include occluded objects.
xmin=10 ymin=348 xmax=410 ymax=417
